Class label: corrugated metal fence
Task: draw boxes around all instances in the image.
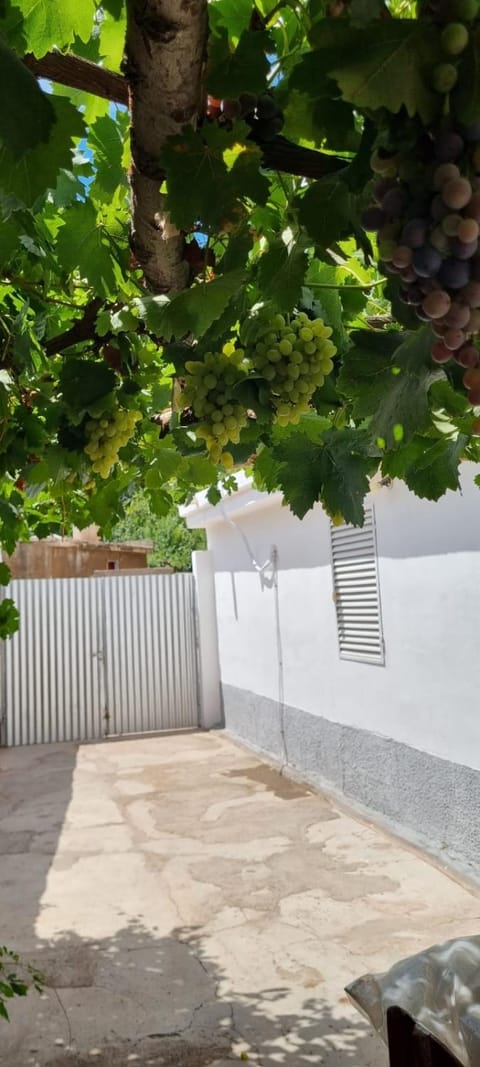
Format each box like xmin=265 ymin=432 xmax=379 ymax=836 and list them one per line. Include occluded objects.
xmin=1 ymin=573 xmax=199 ymax=746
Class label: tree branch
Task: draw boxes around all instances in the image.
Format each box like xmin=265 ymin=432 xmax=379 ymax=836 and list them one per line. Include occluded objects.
xmin=23 ymin=52 xmax=129 ymax=107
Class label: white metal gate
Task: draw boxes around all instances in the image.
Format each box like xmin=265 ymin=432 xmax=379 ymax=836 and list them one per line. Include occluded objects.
xmin=1 ymin=573 xmax=199 ymax=746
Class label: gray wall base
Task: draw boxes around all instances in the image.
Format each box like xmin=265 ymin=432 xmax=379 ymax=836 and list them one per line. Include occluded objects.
xmin=222 ymin=684 xmax=480 ymax=885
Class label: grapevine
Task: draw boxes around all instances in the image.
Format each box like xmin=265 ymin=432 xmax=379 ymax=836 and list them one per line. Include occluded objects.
xmin=84 ymin=408 xmax=142 ymax=479
xmin=247 ymin=312 xmax=336 ymax=427
xmin=6 ymin=0 xmax=480 ymax=541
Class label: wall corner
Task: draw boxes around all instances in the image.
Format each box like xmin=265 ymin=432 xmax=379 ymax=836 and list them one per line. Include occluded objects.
xmin=192 ymin=550 xmax=222 ymax=729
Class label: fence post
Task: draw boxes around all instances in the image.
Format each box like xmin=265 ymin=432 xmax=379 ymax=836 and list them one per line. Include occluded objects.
xmin=192 ymin=550 xmax=222 ymax=729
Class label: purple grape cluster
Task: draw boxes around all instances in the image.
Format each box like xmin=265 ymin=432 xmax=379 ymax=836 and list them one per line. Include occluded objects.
xmin=361 ymin=128 xmax=480 ymax=385
xmin=206 ymin=93 xmax=284 ymax=141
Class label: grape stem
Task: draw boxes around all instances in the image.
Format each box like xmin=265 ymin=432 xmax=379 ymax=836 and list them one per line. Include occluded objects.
xmin=308 ymin=280 xmax=385 ymax=290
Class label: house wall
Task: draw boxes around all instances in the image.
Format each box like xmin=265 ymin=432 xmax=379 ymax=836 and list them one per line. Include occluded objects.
xmin=191 ymin=464 xmax=480 ymax=878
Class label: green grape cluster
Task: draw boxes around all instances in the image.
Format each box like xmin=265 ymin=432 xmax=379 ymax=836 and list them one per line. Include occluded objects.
xmin=85 ymin=407 xmax=141 ymax=478
xmin=248 ymin=312 xmax=336 ymax=426
xmin=183 ymin=344 xmax=249 ymax=467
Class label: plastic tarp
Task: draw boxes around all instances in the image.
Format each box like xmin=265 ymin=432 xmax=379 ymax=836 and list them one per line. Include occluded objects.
xmin=346 ymin=936 xmax=480 ymax=1066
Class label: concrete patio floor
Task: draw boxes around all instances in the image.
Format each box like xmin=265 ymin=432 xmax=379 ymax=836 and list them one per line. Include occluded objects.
xmin=1 ymin=731 xmax=480 ymax=1066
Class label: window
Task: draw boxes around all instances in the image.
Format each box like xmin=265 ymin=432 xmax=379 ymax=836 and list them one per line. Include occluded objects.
xmin=330 ymin=505 xmax=385 ymax=665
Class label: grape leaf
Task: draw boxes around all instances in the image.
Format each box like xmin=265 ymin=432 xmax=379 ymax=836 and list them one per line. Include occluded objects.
xmin=289 ymin=49 xmax=336 ymax=99
xmin=269 ymin=426 xmax=374 ymax=524
xmin=56 ymin=199 xmax=121 ymax=297
xmin=228 ymin=144 xmax=269 ymax=207
xmin=382 ymin=435 xmax=467 ymax=499
xmin=312 ymin=97 xmax=358 ymax=152
xmin=349 ymin=0 xmax=384 ymax=26
xmin=98 ymin=8 xmax=126 ymax=72
xmin=100 ymin=0 xmax=123 ymax=15
xmin=0 ymin=562 xmax=10 ymax=587
xmin=0 ymin=598 xmax=19 ymax=639
xmin=146 ymin=489 xmax=174 ymax=517
xmin=283 ymin=88 xmax=356 ymax=152
xmin=207 ymin=485 xmax=222 ymax=506
xmin=8 ymin=0 xmax=95 ymax=55
xmin=0 ymin=97 xmax=85 ymax=207
xmin=338 ymin=282 xmax=368 ymax=319
xmin=326 ymin=20 xmax=442 ymax=124
xmin=429 ymin=380 xmax=470 ymax=418
xmin=182 ymin=454 xmax=218 ymax=486
xmin=339 ymin=327 xmax=444 ymax=447
xmin=88 ymin=114 xmax=127 ymax=198
xmin=51 ymin=168 xmax=88 ymax=208
xmin=0 ymin=497 xmax=25 ymax=555
xmin=208 ymin=28 xmax=271 ymax=97
xmin=209 ymin=0 xmax=254 ymax=41
xmin=304 ymin=260 xmax=347 ymax=350
xmin=297 ymin=177 xmax=352 ymax=249
xmin=161 ymin=121 xmax=264 ymax=232
xmin=0 ymin=41 xmax=55 ymax=158
xmin=256 ymin=237 xmax=309 ymax=313
xmin=218 ymin=229 xmax=253 ymax=273
xmin=301 ymin=18 xmax=440 ymax=124
xmin=282 ymin=90 xmax=323 ymax=148
xmin=317 ymin=428 xmax=375 ymax=524
xmin=337 ymin=330 xmax=404 ymax=416
xmin=135 ymin=269 xmax=246 ymax=341
xmin=87 ymin=471 xmax=133 ymax=534
xmin=253 ymin=445 xmax=282 ymax=493
xmin=197 ymin=292 xmax=246 ymax=347
xmin=161 ymin=124 xmax=241 ymax=231
xmin=59 ymin=359 xmax=116 ymax=412
xmin=145 ymin=446 xmax=186 ymax=485
xmin=274 ymin=413 xmax=333 ymax=444
xmin=0 ymin=215 xmax=20 ymax=267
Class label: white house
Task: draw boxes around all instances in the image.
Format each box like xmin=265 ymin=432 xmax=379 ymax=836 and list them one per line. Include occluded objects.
xmin=184 ymin=463 xmax=480 ymax=881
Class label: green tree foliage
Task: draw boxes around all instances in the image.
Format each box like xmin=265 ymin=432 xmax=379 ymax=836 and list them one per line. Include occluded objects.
xmin=111 ymin=492 xmax=206 ymax=572
xmin=0 ymin=0 xmax=480 ymax=633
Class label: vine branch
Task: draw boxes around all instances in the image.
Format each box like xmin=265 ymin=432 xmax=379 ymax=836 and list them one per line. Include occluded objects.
xmin=45 ymin=298 xmax=104 ymax=357
xmin=23 ymin=52 xmax=129 ymax=107
xmin=256 ymin=135 xmax=347 ymax=179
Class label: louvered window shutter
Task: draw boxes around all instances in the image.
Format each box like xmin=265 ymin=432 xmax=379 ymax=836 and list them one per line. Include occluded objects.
xmin=330 ymin=505 xmax=385 ymax=665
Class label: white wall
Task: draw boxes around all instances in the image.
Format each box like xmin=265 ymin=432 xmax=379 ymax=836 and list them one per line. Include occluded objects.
xmin=192 ymin=550 xmax=222 ymax=729
xmin=201 ymin=464 xmax=480 ymax=772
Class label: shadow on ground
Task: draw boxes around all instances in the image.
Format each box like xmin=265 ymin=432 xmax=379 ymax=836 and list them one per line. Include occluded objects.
xmin=2 ymin=922 xmax=382 ymax=1066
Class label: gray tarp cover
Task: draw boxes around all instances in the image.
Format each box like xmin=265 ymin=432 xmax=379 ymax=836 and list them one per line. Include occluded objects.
xmin=346 ymin=936 xmax=480 ymax=1066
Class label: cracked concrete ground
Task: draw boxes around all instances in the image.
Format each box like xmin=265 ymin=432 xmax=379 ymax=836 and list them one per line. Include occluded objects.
xmin=1 ymin=731 xmax=480 ymax=1066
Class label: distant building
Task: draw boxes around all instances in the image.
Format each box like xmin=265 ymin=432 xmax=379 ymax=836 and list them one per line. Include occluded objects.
xmin=5 ymin=528 xmax=154 ymax=579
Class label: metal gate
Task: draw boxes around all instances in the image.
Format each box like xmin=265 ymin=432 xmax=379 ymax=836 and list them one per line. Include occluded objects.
xmin=1 ymin=573 xmax=199 ymax=746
